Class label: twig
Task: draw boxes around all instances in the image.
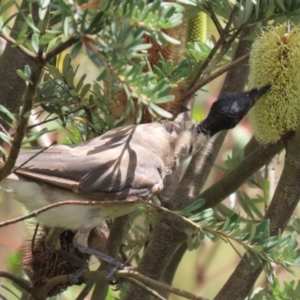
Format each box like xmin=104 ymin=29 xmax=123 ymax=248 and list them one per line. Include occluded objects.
xmin=44 ymin=36 xmax=80 ymax=62
xmin=27 ymin=104 xmax=96 ymax=131
xmin=37 ymin=5 xmax=51 ymax=60
xmin=0 ymin=272 xmax=32 ymax=295
xmin=205 ymin=3 xmax=223 ymax=35
xmin=0 ymin=199 xmax=181 ymax=228
xmin=91 ymin=213 xmax=136 ymax=300
xmin=0 ymin=31 xmax=36 ymax=60
xmin=125 ymin=277 xmax=167 ymax=300
xmin=186 ymin=35 xmax=224 ymax=91
xmin=184 ymin=53 xmax=250 ymax=100
xmin=187 ymin=5 xmax=238 ymax=91
xmin=126 ymin=207 xmax=150 ymax=265
xmin=202 ymin=26 xmax=243 ymax=78
xmin=119 ymin=269 xmax=209 ymax=300
xmin=12 ymin=141 xmax=56 ymax=173
xmin=0 ymin=65 xmax=43 ymax=181
xmin=199 ymin=141 xmax=284 ymax=210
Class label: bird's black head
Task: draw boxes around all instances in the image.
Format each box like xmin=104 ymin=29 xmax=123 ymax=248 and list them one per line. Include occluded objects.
xmin=197 ymin=85 xmax=271 ymax=136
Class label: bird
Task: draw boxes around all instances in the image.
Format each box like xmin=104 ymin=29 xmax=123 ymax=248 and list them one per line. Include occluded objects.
xmin=0 ymin=85 xmax=270 ymax=273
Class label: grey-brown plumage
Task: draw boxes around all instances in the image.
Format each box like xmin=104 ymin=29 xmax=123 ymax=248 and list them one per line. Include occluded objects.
xmin=0 ymin=86 xmax=270 ymax=267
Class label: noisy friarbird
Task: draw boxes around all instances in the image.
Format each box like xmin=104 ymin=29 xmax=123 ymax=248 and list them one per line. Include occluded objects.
xmin=0 ymin=85 xmax=270 ymax=273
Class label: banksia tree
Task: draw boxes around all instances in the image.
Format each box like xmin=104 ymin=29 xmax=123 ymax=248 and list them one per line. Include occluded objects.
xmin=2 ymin=1 xmax=300 ymax=300
xmin=248 ymin=23 xmax=300 ymax=144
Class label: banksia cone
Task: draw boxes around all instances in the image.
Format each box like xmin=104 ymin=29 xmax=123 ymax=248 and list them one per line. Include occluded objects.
xmin=109 ymin=2 xmax=207 ymax=123
xmin=186 ymin=12 xmax=207 ymax=43
xmin=20 ymin=226 xmax=108 ymax=297
xmin=248 ymin=23 xmax=300 ymax=144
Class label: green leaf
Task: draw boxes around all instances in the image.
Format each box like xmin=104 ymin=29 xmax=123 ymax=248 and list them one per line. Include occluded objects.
xmin=96 ymin=67 xmax=107 ymax=81
xmin=0 ymin=0 xmax=15 ymax=16
xmin=0 ymin=145 xmax=8 ymax=157
xmin=39 ymin=0 xmax=51 ymax=20
xmin=66 ymin=68 xmax=74 ymax=88
xmin=47 ymin=64 xmax=63 ymax=79
xmin=71 ymin=42 xmax=82 ymax=58
xmin=178 ymin=199 xmax=206 ymax=217
xmin=14 ymin=21 xmax=29 ymax=47
xmin=31 ymin=32 xmax=40 ymax=53
xmin=16 ymin=69 xmax=33 ymax=84
xmin=0 ymin=131 xmax=12 ymax=145
xmin=69 ymin=89 xmax=78 ymax=97
xmin=63 ymin=54 xmax=71 ymax=75
xmin=0 ymin=105 xmax=16 ymax=122
xmin=40 ymin=32 xmax=56 ymax=45
xmin=149 ymin=102 xmax=172 ymax=118
xmin=80 ymin=84 xmax=91 ymax=98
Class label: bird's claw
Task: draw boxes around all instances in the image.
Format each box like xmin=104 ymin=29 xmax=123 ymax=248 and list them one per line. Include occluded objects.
xmin=67 ymin=262 xmax=89 ymax=284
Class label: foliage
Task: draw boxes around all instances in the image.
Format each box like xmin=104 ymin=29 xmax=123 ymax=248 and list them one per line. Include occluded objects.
xmin=1 ymin=0 xmax=300 ymax=300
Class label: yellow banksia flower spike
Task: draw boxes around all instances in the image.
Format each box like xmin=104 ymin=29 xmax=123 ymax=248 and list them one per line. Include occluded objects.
xmin=248 ymin=23 xmax=300 ymax=144
xmin=187 ymin=12 xmax=207 ymax=43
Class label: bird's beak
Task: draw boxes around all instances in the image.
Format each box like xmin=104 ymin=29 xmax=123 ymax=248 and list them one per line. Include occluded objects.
xmin=252 ymin=85 xmax=271 ymax=103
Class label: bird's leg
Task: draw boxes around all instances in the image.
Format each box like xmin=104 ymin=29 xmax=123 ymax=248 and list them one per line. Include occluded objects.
xmin=73 ymin=228 xmax=124 ymax=279
xmin=45 ymin=227 xmax=89 ymax=283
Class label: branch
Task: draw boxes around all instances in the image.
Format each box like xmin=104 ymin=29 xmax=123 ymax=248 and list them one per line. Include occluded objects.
xmin=119 ymin=269 xmax=209 ymax=300
xmin=44 ymin=36 xmax=80 ymax=62
xmin=150 ymin=26 xmax=256 ymax=298
xmin=184 ymin=53 xmax=250 ymax=100
xmin=0 ymin=65 xmax=43 ymax=180
xmin=124 ymin=213 xmax=189 ymax=300
xmin=91 ymin=213 xmax=136 ymax=300
xmin=187 ymin=5 xmax=238 ymax=91
xmin=0 ymin=1 xmax=38 ymax=134
xmin=205 ymin=3 xmax=222 ymax=35
xmin=214 ymin=129 xmax=300 ymax=299
xmin=0 ymin=272 xmax=32 ymax=295
xmin=0 ymin=31 xmax=36 ymax=60
xmin=126 ymin=277 xmax=167 ymax=300
xmin=32 ymin=268 xmax=209 ymax=300
xmin=203 ymin=26 xmax=243 ymax=77
xmin=199 ymin=141 xmax=284 ymax=210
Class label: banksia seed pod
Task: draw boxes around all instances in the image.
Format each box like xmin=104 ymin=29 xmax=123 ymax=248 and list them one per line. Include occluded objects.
xmin=248 ymin=23 xmax=300 ymax=144
xmin=20 ymin=226 xmax=108 ymax=297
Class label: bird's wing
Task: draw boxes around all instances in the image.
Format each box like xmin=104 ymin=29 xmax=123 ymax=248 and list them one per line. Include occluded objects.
xmin=13 ymin=123 xmax=175 ymax=195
